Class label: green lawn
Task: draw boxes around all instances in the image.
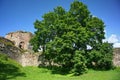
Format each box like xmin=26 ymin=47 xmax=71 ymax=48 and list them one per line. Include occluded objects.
xmin=8 ymin=66 xmax=120 ymax=80
xmin=0 ymin=53 xmax=120 ymax=80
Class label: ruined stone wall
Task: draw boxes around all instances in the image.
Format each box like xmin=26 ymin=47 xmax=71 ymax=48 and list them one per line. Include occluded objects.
xmin=0 ymin=36 xmax=41 ymax=67
xmin=19 ymin=52 xmax=41 ymax=66
xmin=5 ymin=31 xmax=33 ymax=50
xmin=0 ymin=37 xmax=22 ymax=64
xmin=113 ymin=48 xmax=120 ymax=67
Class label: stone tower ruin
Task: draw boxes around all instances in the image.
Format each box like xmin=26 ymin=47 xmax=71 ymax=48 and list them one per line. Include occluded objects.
xmin=5 ymin=31 xmax=33 ymax=50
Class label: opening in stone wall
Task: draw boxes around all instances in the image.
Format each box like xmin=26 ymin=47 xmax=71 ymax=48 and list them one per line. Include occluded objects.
xmin=19 ymin=41 xmax=25 ymax=49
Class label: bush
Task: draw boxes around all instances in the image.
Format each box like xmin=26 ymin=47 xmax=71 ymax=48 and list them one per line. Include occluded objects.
xmin=72 ymin=50 xmax=87 ymax=75
xmin=87 ymin=42 xmax=113 ymax=70
xmin=97 ymin=42 xmax=113 ymax=70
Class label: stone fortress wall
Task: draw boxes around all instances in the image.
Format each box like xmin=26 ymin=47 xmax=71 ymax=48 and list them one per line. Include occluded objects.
xmin=113 ymin=48 xmax=120 ymax=67
xmin=1 ymin=31 xmax=41 ymax=66
xmin=5 ymin=31 xmax=33 ymax=50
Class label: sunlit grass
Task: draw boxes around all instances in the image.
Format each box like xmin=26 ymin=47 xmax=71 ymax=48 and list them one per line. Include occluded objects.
xmin=9 ymin=66 xmax=120 ymax=80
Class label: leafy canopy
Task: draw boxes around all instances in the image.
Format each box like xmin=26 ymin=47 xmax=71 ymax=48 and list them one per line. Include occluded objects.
xmin=30 ymin=1 xmax=113 ymax=75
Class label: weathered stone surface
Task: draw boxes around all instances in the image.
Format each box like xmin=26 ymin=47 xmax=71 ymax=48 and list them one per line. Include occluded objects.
xmin=0 ymin=37 xmax=22 ymax=63
xmin=113 ymin=48 xmax=120 ymax=67
xmin=5 ymin=31 xmax=33 ymax=50
xmin=0 ymin=36 xmax=41 ymax=67
xmin=20 ymin=52 xmax=40 ymax=66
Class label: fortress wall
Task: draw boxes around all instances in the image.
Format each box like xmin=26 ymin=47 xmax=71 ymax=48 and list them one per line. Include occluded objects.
xmin=5 ymin=31 xmax=33 ymax=50
xmin=113 ymin=48 xmax=120 ymax=67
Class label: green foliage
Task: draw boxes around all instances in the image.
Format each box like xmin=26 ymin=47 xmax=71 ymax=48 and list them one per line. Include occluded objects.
xmin=87 ymin=42 xmax=113 ymax=70
xmin=30 ymin=1 xmax=113 ymax=75
xmin=97 ymin=42 xmax=113 ymax=70
xmin=72 ymin=50 xmax=87 ymax=75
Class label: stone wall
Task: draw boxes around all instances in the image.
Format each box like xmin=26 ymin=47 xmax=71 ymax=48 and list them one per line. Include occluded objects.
xmin=0 ymin=36 xmax=41 ymax=66
xmin=19 ymin=52 xmax=41 ymax=67
xmin=113 ymin=48 xmax=120 ymax=67
xmin=0 ymin=37 xmax=22 ymax=63
xmin=5 ymin=31 xmax=33 ymax=50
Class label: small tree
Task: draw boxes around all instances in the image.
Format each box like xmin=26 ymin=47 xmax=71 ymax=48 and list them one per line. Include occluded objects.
xmin=30 ymin=1 xmax=113 ymax=75
xmin=97 ymin=42 xmax=113 ymax=70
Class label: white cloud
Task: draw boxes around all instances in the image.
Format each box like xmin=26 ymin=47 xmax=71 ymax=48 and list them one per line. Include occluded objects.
xmin=102 ymin=39 xmax=107 ymax=43
xmin=105 ymin=34 xmax=120 ymax=48
xmin=107 ymin=34 xmax=119 ymax=43
xmin=87 ymin=45 xmax=92 ymax=50
xmin=102 ymin=29 xmax=120 ymax=48
xmin=113 ymin=43 xmax=120 ymax=48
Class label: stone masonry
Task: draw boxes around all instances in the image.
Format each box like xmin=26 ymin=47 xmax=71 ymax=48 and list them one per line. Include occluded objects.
xmin=5 ymin=31 xmax=33 ymax=50
xmin=2 ymin=31 xmax=42 ymax=66
xmin=113 ymin=48 xmax=120 ymax=67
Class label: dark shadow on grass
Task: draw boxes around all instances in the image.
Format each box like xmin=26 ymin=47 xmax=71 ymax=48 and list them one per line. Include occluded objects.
xmin=39 ymin=65 xmax=69 ymax=75
xmin=0 ymin=63 xmax=26 ymax=80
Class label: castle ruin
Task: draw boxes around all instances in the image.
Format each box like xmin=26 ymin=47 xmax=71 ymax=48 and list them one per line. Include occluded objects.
xmin=5 ymin=31 xmax=33 ymax=50
xmin=0 ymin=31 xmax=41 ymax=66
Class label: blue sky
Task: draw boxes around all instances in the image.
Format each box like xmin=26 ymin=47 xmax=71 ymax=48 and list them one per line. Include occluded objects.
xmin=0 ymin=0 xmax=120 ymax=47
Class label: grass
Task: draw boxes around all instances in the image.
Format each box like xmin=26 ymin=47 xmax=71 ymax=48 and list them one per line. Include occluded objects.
xmin=0 ymin=53 xmax=120 ymax=80
xmin=0 ymin=53 xmax=25 ymax=80
xmin=7 ymin=66 xmax=120 ymax=80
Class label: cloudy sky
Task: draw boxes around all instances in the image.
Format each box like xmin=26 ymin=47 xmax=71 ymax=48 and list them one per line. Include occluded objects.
xmin=0 ymin=0 xmax=120 ymax=48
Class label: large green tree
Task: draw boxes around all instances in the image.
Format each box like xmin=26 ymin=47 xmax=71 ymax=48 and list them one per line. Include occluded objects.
xmin=30 ymin=1 xmax=113 ymax=75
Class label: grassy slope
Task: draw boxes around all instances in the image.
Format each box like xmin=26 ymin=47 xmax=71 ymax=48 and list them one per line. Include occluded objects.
xmin=0 ymin=53 xmax=25 ymax=80
xmin=10 ymin=66 xmax=120 ymax=80
xmin=0 ymin=53 xmax=120 ymax=80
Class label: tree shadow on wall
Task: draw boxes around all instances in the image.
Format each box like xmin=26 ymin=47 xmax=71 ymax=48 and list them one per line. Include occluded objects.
xmin=0 ymin=62 xmax=26 ymax=80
